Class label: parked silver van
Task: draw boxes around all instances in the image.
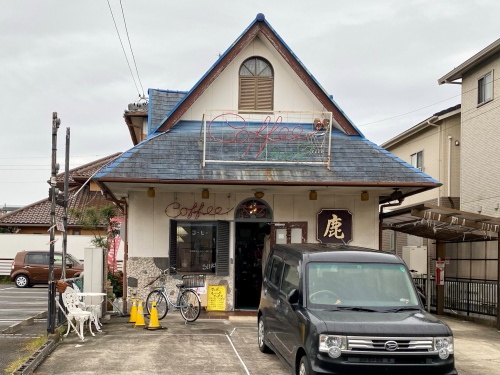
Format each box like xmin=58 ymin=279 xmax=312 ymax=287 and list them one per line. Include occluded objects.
xmin=258 ymin=243 xmax=456 ymax=375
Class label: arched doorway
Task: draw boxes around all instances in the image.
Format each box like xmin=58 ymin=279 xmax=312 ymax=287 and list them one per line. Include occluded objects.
xmin=234 ymin=198 xmax=272 ymax=309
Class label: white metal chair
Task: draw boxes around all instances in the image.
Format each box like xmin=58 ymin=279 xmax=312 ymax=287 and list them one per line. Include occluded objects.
xmin=71 ymin=283 xmax=103 ymax=332
xmin=60 ymin=286 xmax=94 ymax=340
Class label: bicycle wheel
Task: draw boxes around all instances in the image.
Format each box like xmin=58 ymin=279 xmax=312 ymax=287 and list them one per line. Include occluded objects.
xmin=146 ymin=290 xmax=168 ymax=320
xmin=179 ymin=289 xmax=201 ymax=322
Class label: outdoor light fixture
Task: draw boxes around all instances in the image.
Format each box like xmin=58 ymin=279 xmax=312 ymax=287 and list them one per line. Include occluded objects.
xmin=147 ymin=187 xmax=155 ymax=198
xmin=202 ymin=189 xmax=210 ymax=199
xmin=254 ymin=191 xmax=265 ymax=199
xmin=309 ymin=190 xmax=317 ymax=201
xmin=361 ymin=191 xmax=369 ymax=201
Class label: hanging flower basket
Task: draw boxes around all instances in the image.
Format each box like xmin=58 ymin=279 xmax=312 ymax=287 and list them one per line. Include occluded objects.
xmin=56 ymin=280 xmax=68 ymax=293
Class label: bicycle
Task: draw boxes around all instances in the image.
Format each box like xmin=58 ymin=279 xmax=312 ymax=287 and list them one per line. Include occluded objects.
xmin=145 ymin=267 xmax=204 ymax=322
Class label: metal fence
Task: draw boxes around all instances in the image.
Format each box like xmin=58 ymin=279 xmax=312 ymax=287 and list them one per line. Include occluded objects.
xmin=414 ymin=276 xmax=498 ymax=317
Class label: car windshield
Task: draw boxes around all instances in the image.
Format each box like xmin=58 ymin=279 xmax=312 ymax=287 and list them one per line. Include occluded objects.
xmin=307 ymin=262 xmax=420 ymax=309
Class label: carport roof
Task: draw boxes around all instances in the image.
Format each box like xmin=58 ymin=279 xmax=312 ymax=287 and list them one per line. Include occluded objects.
xmin=381 ymin=203 xmax=500 ymax=243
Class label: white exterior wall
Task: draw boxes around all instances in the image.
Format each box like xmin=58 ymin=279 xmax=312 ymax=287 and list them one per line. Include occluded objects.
xmin=182 ymin=36 xmax=324 ymax=121
xmin=0 ymin=233 xmax=113 ymax=261
xmin=127 ymin=190 xmax=380 ymax=259
xmin=461 ymin=56 xmax=500 ymax=216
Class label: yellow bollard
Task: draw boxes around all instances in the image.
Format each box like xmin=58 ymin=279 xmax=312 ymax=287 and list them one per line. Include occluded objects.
xmin=128 ymin=299 xmax=137 ymax=323
xmin=146 ymin=301 xmax=161 ymax=330
xmin=134 ymin=301 xmax=146 ymax=328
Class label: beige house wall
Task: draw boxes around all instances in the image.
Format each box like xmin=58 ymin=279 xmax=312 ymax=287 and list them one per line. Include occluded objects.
xmin=460 ymin=54 xmax=500 ymax=216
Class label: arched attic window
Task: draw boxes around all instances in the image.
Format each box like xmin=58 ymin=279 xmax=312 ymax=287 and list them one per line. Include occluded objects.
xmin=238 ymin=57 xmax=274 ymax=111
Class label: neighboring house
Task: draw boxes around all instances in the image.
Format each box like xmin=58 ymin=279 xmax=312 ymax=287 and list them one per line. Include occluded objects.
xmin=0 ymin=153 xmax=123 ymax=274
xmin=438 ymin=37 xmax=500 ymax=217
xmin=379 ymin=37 xmax=500 ymax=324
xmin=95 ymin=14 xmax=439 ymax=311
xmin=380 ymin=105 xmax=461 ymax=261
xmin=0 ymin=204 xmax=22 ymax=218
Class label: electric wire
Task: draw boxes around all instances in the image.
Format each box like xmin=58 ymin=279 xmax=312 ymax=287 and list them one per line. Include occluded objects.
xmin=106 ymin=0 xmax=141 ymax=97
xmin=119 ymin=0 xmax=145 ymax=98
xmin=358 ymin=74 xmax=500 ymax=127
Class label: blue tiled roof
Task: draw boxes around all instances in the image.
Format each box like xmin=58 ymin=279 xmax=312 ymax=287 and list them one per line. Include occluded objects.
xmin=96 ymin=122 xmax=438 ymax=186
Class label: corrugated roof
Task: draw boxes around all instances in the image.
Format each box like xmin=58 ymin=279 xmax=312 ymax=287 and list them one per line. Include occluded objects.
xmin=96 ymin=122 xmax=438 ymax=187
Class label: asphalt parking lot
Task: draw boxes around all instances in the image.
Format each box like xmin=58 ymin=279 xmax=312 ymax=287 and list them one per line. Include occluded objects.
xmin=31 ymin=314 xmax=500 ymax=375
xmin=2 ymin=282 xmax=500 ymax=375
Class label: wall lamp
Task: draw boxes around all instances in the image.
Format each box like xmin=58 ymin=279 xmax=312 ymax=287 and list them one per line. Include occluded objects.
xmin=360 ymin=191 xmax=369 ymax=201
xmin=254 ymin=191 xmax=265 ymax=199
xmin=202 ymin=189 xmax=210 ymax=199
xmin=147 ymin=187 xmax=156 ymax=198
xmin=309 ymin=190 xmax=317 ymax=201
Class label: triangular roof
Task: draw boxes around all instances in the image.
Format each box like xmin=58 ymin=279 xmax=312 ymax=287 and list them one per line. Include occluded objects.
xmin=154 ymin=13 xmax=361 ymax=136
xmin=96 ymin=14 xmax=440 ymax=204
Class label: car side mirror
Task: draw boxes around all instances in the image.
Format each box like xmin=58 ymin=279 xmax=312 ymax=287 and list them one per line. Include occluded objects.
xmin=287 ymin=288 xmax=299 ymax=305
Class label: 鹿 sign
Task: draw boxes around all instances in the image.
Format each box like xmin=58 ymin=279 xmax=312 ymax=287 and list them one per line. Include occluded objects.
xmin=317 ymin=209 xmax=352 ymax=244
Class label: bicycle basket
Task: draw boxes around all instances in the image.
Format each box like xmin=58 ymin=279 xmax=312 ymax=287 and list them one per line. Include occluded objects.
xmin=181 ymin=274 xmax=205 ymax=288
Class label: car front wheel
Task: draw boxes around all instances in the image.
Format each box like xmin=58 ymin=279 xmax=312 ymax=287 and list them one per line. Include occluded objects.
xmin=298 ymin=355 xmax=311 ymax=375
xmin=15 ymin=274 xmax=30 ymax=288
xmin=258 ymin=317 xmax=272 ymax=353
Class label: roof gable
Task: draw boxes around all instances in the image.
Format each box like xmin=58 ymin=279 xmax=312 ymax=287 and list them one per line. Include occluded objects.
xmin=154 ymin=14 xmax=360 ymax=136
xmin=438 ymin=37 xmax=500 ymax=84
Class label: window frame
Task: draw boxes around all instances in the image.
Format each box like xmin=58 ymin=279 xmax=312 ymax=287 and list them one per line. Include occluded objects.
xmin=238 ymin=56 xmax=274 ymax=112
xmin=169 ymin=219 xmax=230 ymax=275
xmin=410 ymin=150 xmax=423 ymax=171
xmin=477 ymin=70 xmax=493 ymax=106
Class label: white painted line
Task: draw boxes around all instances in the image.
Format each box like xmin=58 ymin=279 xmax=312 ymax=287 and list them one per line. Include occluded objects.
xmin=226 ymin=333 xmax=251 ymax=375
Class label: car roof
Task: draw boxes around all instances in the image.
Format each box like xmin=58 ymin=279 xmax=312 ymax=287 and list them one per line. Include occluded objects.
xmin=271 ymin=243 xmax=403 ymax=264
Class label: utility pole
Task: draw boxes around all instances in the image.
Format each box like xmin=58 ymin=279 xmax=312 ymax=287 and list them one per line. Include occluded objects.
xmin=47 ymin=112 xmax=60 ymax=334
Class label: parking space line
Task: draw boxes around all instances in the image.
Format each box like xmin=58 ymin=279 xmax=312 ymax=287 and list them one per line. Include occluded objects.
xmin=225 ymin=333 xmax=251 ymax=375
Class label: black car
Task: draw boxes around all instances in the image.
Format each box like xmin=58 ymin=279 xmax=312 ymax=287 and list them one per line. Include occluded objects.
xmin=257 ymin=243 xmax=456 ymax=375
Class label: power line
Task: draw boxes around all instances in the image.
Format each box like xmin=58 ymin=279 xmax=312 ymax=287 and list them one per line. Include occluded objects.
xmin=120 ymin=0 xmax=145 ymax=98
xmin=106 ymin=0 xmax=141 ymax=97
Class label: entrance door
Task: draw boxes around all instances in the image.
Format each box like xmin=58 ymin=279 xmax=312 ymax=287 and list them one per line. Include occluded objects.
xmin=234 ymin=221 xmax=308 ymax=310
xmin=235 ymin=222 xmax=270 ymax=309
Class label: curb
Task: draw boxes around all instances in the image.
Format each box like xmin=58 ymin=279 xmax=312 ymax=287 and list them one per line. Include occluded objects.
xmin=1 ymin=311 xmax=47 ymax=334
xmin=13 ymin=338 xmax=59 ymax=375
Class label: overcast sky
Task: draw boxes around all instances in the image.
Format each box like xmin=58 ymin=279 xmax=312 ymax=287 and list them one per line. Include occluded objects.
xmin=1 ymin=0 xmax=499 ymax=206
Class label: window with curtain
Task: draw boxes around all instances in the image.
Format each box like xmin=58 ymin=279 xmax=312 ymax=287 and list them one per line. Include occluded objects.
xmin=239 ymin=56 xmax=274 ymax=111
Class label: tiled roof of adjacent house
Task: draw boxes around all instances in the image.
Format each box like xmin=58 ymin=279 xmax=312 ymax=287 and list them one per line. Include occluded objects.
xmin=1 ymin=154 xmax=123 ymax=227
xmin=0 ymin=187 xmax=115 ymax=227
xmin=55 ymin=153 xmax=122 ymax=185
xmin=96 ymin=122 xmax=439 ymax=187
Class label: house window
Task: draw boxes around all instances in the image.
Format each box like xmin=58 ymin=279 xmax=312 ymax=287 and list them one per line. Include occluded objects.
xmin=169 ymin=220 xmax=229 ymax=275
xmin=478 ymin=71 xmax=493 ymax=106
xmin=239 ymin=56 xmax=274 ymax=111
xmin=411 ymin=151 xmax=423 ymax=171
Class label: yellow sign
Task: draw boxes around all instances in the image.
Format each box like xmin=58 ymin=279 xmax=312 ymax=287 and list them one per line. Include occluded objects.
xmin=207 ymin=285 xmax=227 ymax=311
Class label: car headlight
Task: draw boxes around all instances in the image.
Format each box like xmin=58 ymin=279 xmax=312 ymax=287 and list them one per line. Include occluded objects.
xmin=319 ymin=334 xmax=347 ymax=358
xmin=434 ymin=337 xmax=454 ymax=359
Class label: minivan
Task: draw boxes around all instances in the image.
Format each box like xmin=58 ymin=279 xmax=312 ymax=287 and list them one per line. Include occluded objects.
xmin=10 ymin=251 xmax=83 ymax=288
xmin=258 ymin=243 xmax=456 ymax=375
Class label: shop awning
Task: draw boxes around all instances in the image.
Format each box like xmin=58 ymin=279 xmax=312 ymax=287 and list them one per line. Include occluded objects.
xmin=381 ymin=203 xmax=500 ymax=243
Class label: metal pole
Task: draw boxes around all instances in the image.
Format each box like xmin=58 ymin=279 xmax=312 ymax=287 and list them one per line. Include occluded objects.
xmin=62 ymin=128 xmax=70 ymax=279
xmin=48 ymin=112 xmax=60 ymax=334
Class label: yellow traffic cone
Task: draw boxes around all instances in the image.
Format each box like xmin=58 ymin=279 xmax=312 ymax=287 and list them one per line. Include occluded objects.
xmin=134 ymin=301 xmax=146 ymax=328
xmin=146 ymin=301 xmax=161 ymax=330
xmin=128 ymin=299 xmax=137 ymax=323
